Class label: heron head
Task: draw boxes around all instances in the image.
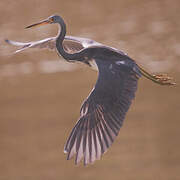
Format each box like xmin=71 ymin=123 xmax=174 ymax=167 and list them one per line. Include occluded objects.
xmin=48 ymin=15 xmax=62 ymax=24
xmin=25 ymin=15 xmax=63 ymax=28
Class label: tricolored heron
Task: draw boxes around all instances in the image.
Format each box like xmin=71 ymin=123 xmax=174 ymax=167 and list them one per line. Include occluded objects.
xmin=5 ymin=15 xmax=175 ymax=165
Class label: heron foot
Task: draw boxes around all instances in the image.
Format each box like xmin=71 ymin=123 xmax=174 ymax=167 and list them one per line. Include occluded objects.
xmin=152 ymin=74 xmax=176 ymax=86
xmin=138 ymin=66 xmax=176 ymax=86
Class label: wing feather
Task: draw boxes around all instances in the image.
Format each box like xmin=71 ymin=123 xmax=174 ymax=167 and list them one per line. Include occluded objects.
xmin=64 ymin=56 xmax=141 ymax=165
xmin=5 ymin=35 xmax=100 ymax=54
xmin=5 ymin=35 xmax=127 ymax=57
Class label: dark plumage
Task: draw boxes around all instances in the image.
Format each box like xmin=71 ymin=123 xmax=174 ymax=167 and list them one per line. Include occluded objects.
xmin=64 ymin=55 xmax=141 ymax=164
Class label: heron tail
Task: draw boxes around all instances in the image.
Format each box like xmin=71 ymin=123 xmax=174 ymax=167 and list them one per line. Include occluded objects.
xmin=138 ymin=65 xmax=176 ymax=86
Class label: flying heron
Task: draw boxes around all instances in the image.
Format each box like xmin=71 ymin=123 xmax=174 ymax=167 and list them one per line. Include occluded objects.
xmin=5 ymin=15 xmax=175 ymax=165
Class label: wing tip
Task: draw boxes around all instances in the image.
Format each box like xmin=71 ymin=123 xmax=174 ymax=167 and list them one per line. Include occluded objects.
xmin=5 ymin=39 xmax=10 ymax=43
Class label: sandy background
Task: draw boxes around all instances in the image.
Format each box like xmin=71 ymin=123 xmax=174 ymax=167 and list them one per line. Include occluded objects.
xmin=0 ymin=0 xmax=180 ymax=179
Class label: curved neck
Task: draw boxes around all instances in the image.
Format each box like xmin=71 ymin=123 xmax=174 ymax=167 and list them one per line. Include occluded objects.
xmin=56 ymin=20 xmax=85 ymax=61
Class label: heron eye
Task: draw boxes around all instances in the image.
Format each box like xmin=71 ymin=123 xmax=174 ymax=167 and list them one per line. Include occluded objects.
xmin=49 ymin=17 xmax=54 ymax=23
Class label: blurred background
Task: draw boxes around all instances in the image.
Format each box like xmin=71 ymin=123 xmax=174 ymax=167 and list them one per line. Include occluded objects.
xmin=0 ymin=0 xmax=180 ymax=179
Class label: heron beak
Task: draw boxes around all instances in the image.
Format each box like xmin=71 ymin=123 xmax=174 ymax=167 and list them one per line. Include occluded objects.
xmin=25 ymin=19 xmax=51 ymax=29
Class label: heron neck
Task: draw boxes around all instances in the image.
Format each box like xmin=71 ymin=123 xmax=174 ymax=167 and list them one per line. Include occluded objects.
xmin=56 ymin=21 xmax=84 ymax=60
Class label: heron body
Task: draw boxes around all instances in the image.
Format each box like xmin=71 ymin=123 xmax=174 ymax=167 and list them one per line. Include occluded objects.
xmin=5 ymin=15 xmax=175 ymax=165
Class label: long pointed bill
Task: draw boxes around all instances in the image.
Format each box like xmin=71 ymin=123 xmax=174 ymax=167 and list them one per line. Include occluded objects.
xmin=25 ymin=19 xmax=50 ymax=29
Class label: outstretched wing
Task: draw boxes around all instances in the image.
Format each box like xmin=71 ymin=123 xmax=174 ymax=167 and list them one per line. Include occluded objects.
xmin=5 ymin=37 xmax=57 ymax=53
xmin=64 ymin=56 xmax=141 ymax=165
xmin=5 ymin=35 xmax=127 ymax=55
xmin=5 ymin=36 xmax=102 ymax=54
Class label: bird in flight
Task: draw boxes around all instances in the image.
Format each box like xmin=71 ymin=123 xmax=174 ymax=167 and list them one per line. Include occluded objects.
xmin=5 ymin=15 xmax=175 ymax=165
